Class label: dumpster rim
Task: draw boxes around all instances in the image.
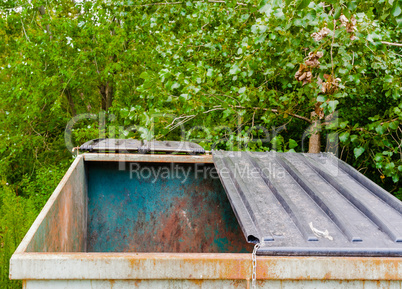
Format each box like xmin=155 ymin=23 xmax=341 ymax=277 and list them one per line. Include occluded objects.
xmin=10 ymin=252 xmax=402 ymax=280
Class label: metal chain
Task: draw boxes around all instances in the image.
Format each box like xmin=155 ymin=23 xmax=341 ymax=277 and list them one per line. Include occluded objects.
xmin=252 ymin=243 xmax=260 ymax=289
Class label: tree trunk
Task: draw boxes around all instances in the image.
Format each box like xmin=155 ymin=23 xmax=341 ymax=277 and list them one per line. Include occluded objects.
xmin=308 ymin=111 xmax=321 ymax=153
xmin=65 ymin=89 xmax=76 ymax=116
xmin=38 ymin=6 xmax=52 ymax=40
xmin=99 ymin=81 xmax=113 ymax=111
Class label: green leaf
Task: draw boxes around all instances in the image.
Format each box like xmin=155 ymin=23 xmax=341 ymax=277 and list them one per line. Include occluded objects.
xmin=140 ymin=71 xmax=150 ymax=80
xmin=296 ymin=0 xmax=310 ymax=10
xmin=343 ymin=8 xmax=351 ymax=19
xmin=385 ymin=162 xmax=395 ymax=171
xmin=171 ymin=82 xmax=180 ymax=89
xmin=238 ymin=87 xmax=246 ymax=94
xmin=340 ymin=121 xmax=349 ymax=129
xmin=397 ymin=15 xmax=402 ymax=27
xmin=354 ymin=147 xmax=365 ymax=158
xmin=288 ymin=139 xmax=298 ymax=149
xmin=375 ymin=124 xmax=386 ymax=135
xmin=259 ymin=0 xmax=269 ymax=9
xmin=384 ymin=75 xmax=393 ymax=83
xmin=350 ymin=135 xmax=358 ymax=143
xmin=347 ymin=1 xmax=357 ymax=11
xmin=374 ymin=154 xmax=383 ymax=162
xmin=392 ymin=2 xmax=402 ymax=17
xmin=339 ymin=132 xmax=350 ymax=143
xmin=229 ymin=64 xmax=240 ymax=75
xmin=389 ymin=121 xmax=399 ymax=130
xmin=334 ymin=7 xmax=341 ymax=19
xmin=328 ymin=100 xmax=339 ymax=112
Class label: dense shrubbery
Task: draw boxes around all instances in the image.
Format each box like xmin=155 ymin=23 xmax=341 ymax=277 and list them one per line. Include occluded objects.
xmin=0 ymin=0 xmax=401 ymax=286
xmin=0 ymin=184 xmax=36 ymax=288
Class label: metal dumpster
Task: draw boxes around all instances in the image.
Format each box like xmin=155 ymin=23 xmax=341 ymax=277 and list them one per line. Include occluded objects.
xmin=9 ymin=140 xmax=402 ymax=288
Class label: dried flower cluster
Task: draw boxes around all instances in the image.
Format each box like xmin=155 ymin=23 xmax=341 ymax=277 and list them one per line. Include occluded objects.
xmin=295 ymin=51 xmax=324 ymax=85
xmin=317 ymin=74 xmax=341 ymax=94
xmin=305 ymin=51 xmax=324 ymax=68
xmin=339 ymin=14 xmax=357 ymax=40
xmin=311 ymin=27 xmax=331 ymax=42
xmin=295 ymin=67 xmax=313 ymax=85
xmin=314 ymin=101 xmax=325 ymax=119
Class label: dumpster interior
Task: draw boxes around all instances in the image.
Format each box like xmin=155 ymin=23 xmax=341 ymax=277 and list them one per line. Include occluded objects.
xmin=86 ymin=161 xmax=252 ymax=253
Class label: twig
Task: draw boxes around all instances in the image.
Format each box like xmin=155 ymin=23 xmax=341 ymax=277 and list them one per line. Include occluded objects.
xmin=380 ymin=117 xmax=399 ymax=125
xmin=166 ymin=107 xmax=224 ymax=130
xmin=203 ymin=107 xmax=224 ymax=113
xmin=168 ymin=115 xmax=196 ymax=132
xmin=138 ymin=0 xmax=249 ymax=6
xmin=94 ymin=55 xmax=100 ymax=74
xmin=21 ymin=18 xmax=30 ymax=41
xmin=381 ymin=41 xmax=402 ymax=47
xmin=208 ymin=0 xmax=247 ymax=6
xmin=230 ymin=105 xmax=312 ymax=123
xmin=166 ymin=115 xmax=194 ymax=128
xmin=331 ymin=19 xmax=336 ymax=78
xmin=139 ymin=1 xmax=182 ymax=6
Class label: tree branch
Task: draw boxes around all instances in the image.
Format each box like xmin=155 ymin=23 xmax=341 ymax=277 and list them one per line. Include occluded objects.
xmin=138 ymin=0 xmax=249 ymax=6
xmin=231 ymin=105 xmax=312 ymax=123
xmin=21 ymin=19 xmax=30 ymax=42
xmin=207 ymin=0 xmax=247 ymax=6
xmin=139 ymin=1 xmax=182 ymax=6
xmin=331 ymin=19 xmax=336 ymax=78
xmin=382 ymin=41 xmax=402 ymax=47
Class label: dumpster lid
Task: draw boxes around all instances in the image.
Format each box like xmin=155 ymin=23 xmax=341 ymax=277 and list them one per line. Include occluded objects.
xmin=79 ymin=139 xmax=205 ymax=154
xmin=213 ymin=151 xmax=402 ymax=256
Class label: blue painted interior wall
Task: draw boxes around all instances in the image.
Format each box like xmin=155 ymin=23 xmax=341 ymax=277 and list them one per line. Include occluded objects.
xmin=86 ymin=162 xmax=252 ymax=253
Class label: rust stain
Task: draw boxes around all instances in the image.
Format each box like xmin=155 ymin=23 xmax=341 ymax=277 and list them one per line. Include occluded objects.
xmin=26 ymin=160 xmax=86 ymax=253
xmin=11 ymin=253 xmax=402 ymax=281
xmin=324 ymin=272 xmax=332 ymax=279
xmin=124 ymin=194 xmax=251 ymax=253
xmin=84 ymin=153 xmax=214 ymax=163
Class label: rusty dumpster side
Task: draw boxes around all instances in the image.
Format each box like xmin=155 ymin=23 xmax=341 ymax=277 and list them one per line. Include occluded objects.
xmin=9 ymin=153 xmax=402 ymax=289
xmin=11 ymin=252 xmax=402 ymax=288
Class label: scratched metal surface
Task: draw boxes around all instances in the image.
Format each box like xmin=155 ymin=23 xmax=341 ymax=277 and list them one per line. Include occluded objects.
xmin=11 ymin=252 xmax=402 ymax=280
xmin=22 ymin=280 xmax=402 ymax=289
xmin=86 ymin=162 xmax=252 ymax=253
xmin=25 ymin=156 xmax=87 ymax=253
xmin=213 ymin=151 xmax=402 ymax=256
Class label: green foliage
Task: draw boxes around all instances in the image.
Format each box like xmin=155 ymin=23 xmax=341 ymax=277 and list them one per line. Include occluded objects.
xmin=0 ymin=184 xmax=36 ymax=288
xmin=20 ymin=164 xmax=70 ymax=211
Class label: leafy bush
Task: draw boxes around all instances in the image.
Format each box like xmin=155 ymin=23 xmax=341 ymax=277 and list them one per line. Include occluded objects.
xmin=0 ymin=184 xmax=36 ymax=288
xmin=20 ymin=164 xmax=70 ymax=211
